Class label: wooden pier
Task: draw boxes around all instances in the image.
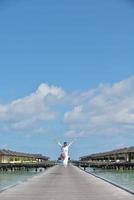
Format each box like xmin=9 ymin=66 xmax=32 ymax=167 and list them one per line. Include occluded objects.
xmin=0 ymin=165 xmax=133 ymax=200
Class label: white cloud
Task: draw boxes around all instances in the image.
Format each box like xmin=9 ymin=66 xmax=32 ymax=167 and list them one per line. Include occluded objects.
xmin=64 ymin=105 xmax=84 ymax=123
xmin=0 ymin=144 xmax=8 ymax=149
xmin=0 ymin=83 xmax=65 ymax=131
xmin=64 ymin=76 xmax=134 ymax=136
xmin=65 ymin=130 xmax=85 ymax=138
xmin=1 ymin=77 xmax=134 ymax=137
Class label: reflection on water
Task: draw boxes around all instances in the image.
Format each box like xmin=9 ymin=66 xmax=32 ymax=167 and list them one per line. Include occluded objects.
xmin=0 ymin=170 xmax=40 ymax=191
xmin=86 ymin=167 xmax=134 ymax=191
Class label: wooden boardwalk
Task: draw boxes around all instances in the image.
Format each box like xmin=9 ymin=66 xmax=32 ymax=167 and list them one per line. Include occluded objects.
xmin=0 ymin=165 xmax=133 ymax=200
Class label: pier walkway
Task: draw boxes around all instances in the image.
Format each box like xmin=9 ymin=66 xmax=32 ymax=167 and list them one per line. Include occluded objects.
xmin=0 ymin=165 xmax=133 ymax=200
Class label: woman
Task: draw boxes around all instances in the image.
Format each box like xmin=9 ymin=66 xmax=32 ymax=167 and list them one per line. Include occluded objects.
xmin=58 ymin=141 xmax=73 ymax=167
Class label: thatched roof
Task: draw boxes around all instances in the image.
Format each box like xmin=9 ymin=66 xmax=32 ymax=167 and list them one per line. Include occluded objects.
xmin=0 ymin=149 xmax=49 ymax=160
xmin=80 ymin=146 xmax=134 ymax=159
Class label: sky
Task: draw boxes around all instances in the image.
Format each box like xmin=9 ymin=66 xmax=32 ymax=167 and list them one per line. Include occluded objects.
xmin=0 ymin=0 xmax=134 ymax=159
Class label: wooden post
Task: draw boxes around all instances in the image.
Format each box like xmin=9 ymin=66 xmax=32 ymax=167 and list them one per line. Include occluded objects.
xmin=126 ymin=153 xmax=131 ymax=162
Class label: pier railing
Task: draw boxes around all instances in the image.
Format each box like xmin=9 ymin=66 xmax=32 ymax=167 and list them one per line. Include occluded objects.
xmin=0 ymin=161 xmax=56 ymax=171
xmin=72 ymin=160 xmax=134 ymax=170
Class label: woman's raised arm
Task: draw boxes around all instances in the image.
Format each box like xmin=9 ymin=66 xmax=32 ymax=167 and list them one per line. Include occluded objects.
xmin=58 ymin=142 xmax=62 ymax=147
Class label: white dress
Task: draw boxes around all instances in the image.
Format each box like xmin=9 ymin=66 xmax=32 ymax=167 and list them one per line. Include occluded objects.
xmin=58 ymin=142 xmax=73 ymax=167
xmin=61 ymin=146 xmax=69 ymax=166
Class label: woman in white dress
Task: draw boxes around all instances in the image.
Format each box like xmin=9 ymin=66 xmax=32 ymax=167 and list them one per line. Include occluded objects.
xmin=58 ymin=141 xmax=73 ymax=167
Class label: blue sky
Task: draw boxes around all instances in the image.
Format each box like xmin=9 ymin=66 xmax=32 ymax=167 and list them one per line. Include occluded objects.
xmin=0 ymin=0 xmax=134 ymax=159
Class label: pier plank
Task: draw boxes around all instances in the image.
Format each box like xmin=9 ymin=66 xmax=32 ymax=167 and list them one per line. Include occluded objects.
xmin=0 ymin=165 xmax=133 ymax=200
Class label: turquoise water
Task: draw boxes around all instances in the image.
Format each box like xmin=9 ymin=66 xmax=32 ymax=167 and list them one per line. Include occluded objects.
xmin=0 ymin=170 xmax=41 ymax=191
xmin=86 ymin=167 xmax=134 ymax=192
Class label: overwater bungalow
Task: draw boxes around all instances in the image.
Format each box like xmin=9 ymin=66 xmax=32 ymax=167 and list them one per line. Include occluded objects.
xmin=80 ymin=146 xmax=134 ymax=163
xmin=0 ymin=149 xmax=49 ymax=164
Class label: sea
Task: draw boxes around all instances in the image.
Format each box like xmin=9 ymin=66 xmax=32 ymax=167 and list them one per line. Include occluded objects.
xmin=85 ymin=167 xmax=134 ymax=192
xmin=0 ymin=169 xmax=43 ymax=192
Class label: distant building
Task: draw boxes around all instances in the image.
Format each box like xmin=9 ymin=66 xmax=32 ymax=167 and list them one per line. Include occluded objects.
xmin=80 ymin=147 xmax=134 ymax=163
xmin=0 ymin=149 xmax=49 ymax=163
